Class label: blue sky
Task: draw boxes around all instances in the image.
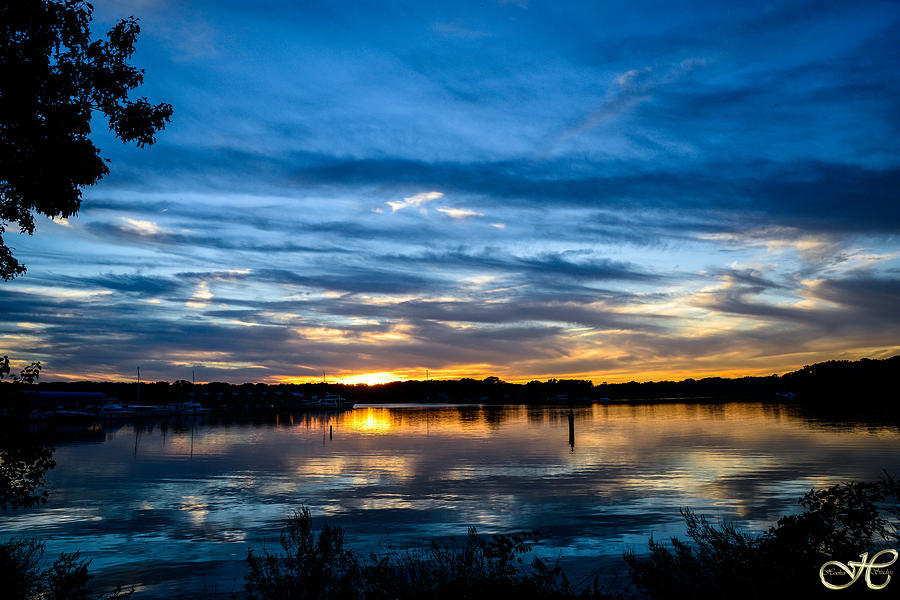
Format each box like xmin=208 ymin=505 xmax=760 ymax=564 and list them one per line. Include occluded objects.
xmin=2 ymin=0 xmax=899 ymax=383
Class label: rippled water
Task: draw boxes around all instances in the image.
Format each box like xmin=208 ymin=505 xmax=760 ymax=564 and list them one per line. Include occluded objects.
xmin=2 ymin=402 xmax=899 ymax=597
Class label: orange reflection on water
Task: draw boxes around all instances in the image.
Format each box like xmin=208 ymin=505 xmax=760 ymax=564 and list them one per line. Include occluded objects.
xmin=337 ymin=405 xmax=504 ymax=437
xmin=341 ymin=407 xmax=396 ymax=433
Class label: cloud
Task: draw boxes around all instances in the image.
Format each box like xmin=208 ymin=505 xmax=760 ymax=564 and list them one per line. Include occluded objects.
xmin=383 ymin=249 xmax=659 ymax=285
xmin=253 ymin=267 xmax=445 ymax=295
xmin=78 ymin=273 xmax=186 ymax=297
xmin=385 ymin=191 xmax=444 ymax=213
xmin=4 ymin=265 xmax=900 ymax=383
xmin=714 ymin=268 xmax=785 ymax=291
xmin=321 ymin=296 xmax=667 ymax=333
xmin=185 ymin=281 xmax=214 ymax=308
xmin=83 ymin=220 xmax=360 ymax=255
xmin=90 ymin=140 xmax=900 ymax=238
xmin=562 ymin=58 xmax=708 ymax=140
xmin=810 ymin=274 xmax=900 ymax=319
xmin=120 ymin=217 xmax=164 ymax=236
xmin=436 ymin=207 xmax=484 ymax=219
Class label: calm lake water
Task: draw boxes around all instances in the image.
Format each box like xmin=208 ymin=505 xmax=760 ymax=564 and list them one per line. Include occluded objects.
xmin=3 ymin=402 xmax=900 ymax=597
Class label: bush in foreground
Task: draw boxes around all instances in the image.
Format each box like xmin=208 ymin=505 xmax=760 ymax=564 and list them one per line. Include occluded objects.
xmin=0 ymin=537 xmax=131 ymax=600
xmin=245 ymin=506 xmax=610 ymax=600
xmin=625 ymin=477 xmax=900 ymax=599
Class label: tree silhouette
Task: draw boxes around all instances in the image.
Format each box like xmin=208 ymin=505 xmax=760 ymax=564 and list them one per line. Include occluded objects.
xmin=0 ymin=0 xmax=173 ymax=279
xmin=0 ymin=355 xmax=54 ymax=510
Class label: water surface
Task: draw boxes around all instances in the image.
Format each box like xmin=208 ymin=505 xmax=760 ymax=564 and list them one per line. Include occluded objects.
xmin=2 ymin=402 xmax=899 ymax=597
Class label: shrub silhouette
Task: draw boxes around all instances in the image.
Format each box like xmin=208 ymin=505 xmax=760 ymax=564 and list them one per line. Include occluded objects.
xmin=245 ymin=506 xmax=610 ymax=600
xmin=625 ymin=476 xmax=900 ymax=599
xmin=0 ymin=537 xmax=131 ymax=600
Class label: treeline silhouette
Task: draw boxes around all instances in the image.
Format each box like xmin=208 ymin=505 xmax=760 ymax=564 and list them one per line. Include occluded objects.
xmin=19 ymin=355 xmax=900 ymax=409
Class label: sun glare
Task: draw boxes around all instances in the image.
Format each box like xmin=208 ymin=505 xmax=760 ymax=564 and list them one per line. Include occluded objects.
xmin=338 ymin=372 xmax=403 ymax=385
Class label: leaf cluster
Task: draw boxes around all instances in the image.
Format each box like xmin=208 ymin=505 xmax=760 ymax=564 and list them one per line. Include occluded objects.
xmin=0 ymin=0 xmax=172 ymax=279
xmin=1 ymin=355 xmax=42 ymax=384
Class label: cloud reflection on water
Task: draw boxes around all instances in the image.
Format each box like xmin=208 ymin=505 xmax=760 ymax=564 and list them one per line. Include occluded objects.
xmin=1 ymin=403 xmax=898 ymax=598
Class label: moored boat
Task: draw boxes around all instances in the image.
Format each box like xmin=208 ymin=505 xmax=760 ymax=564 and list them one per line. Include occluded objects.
xmin=315 ymin=392 xmax=354 ymax=408
xmin=52 ymin=409 xmax=97 ymax=423
xmin=98 ymin=403 xmax=136 ymax=418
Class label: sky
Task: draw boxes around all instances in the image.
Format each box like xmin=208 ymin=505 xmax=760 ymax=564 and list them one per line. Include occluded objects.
xmin=2 ymin=0 xmax=899 ymax=384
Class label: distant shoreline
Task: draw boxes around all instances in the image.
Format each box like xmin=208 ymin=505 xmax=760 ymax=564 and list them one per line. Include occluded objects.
xmin=4 ymin=356 xmax=897 ymax=416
